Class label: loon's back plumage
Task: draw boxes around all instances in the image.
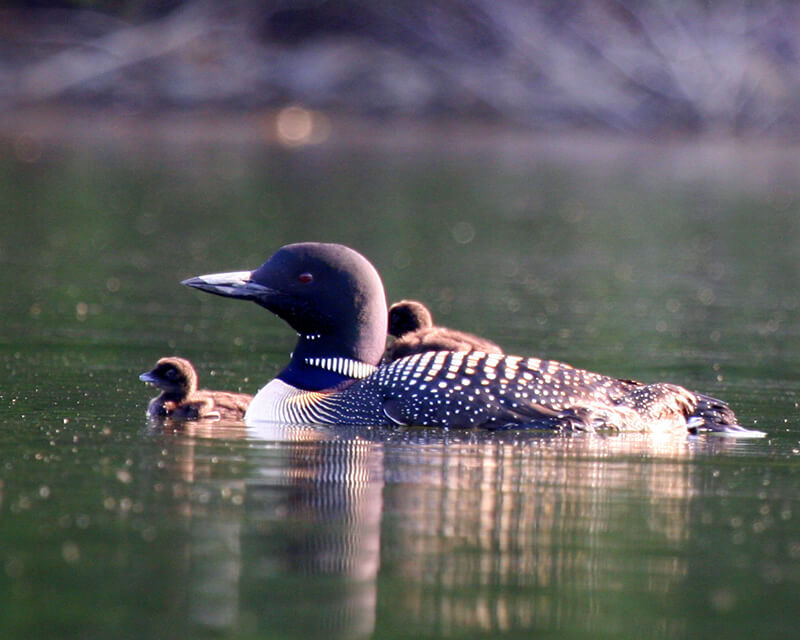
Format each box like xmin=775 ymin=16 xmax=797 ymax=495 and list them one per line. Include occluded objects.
xmin=183 ymin=242 xmax=763 ymax=436
xmin=249 ymin=349 xmax=729 ymax=432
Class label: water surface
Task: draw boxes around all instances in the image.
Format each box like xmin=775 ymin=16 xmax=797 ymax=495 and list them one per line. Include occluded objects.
xmin=0 ymin=124 xmax=799 ymax=639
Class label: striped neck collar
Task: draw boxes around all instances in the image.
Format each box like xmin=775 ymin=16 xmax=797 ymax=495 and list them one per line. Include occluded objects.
xmin=304 ymin=356 xmax=376 ymax=379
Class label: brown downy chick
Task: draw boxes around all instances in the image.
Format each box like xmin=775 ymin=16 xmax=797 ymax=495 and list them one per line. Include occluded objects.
xmin=383 ymin=300 xmax=503 ymax=363
xmin=140 ymin=356 xmax=251 ymax=421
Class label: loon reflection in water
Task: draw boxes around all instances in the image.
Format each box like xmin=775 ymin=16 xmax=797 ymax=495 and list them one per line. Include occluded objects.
xmin=181 ymin=242 xmax=764 ymax=436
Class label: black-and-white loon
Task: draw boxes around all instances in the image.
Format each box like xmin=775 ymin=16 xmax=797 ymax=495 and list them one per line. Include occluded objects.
xmin=181 ymin=242 xmax=763 ymax=436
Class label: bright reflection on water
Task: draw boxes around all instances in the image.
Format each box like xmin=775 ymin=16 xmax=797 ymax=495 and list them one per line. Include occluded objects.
xmin=0 ymin=126 xmax=799 ymax=639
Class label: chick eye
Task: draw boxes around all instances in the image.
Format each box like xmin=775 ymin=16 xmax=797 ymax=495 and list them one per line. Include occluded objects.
xmin=298 ymin=272 xmax=314 ymax=284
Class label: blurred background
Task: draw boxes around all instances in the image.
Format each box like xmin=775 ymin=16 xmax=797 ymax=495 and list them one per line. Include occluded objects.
xmin=4 ymin=0 xmax=800 ymax=135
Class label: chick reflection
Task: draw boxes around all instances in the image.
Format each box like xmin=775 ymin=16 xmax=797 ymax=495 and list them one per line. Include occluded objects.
xmin=380 ymin=432 xmax=701 ymax=636
xmin=153 ymin=424 xmax=383 ymax=640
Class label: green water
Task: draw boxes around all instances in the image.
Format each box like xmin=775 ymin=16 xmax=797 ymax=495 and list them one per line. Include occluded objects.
xmin=0 ymin=128 xmax=799 ymax=639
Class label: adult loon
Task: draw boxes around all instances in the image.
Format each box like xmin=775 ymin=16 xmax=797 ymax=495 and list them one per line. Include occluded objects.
xmin=383 ymin=300 xmax=503 ymax=363
xmin=140 ymin=356 xmax=252 ymax=421
xmin=182 ymin=242 xmax=762 ymax=435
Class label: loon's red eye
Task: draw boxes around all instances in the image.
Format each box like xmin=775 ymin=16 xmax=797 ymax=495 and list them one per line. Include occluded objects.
xmin=298 ymin=272 xmax=314 ymax=284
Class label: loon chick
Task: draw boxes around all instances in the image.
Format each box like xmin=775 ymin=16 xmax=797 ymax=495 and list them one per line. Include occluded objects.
xmin=140 ymin=357 xmax=252 ymax=421
xmin=182 ymin=242 xmax=762 ymax=436
xmin=383 ymin=300 xmax=503 ymax=363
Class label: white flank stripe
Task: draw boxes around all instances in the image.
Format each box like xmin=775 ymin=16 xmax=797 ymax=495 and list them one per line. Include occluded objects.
xmin=402 ymin=353 xmax=420 ymax=378
xmin=466 ymin=352 xmax=483 ymax=370
xmin=486 ymin=353 xmax=503 ymax=368
xmin=449 ymin=351 xmax=466 ymax=373
xmin=424 ymin=351 xmax=449 ymax=381
xmin=414 ymin=352 xmax=435 ymax=377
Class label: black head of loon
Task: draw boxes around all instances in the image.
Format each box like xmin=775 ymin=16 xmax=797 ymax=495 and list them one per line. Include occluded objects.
xmin=384 ymin=299 xmax=504 ymax=363
xmin=182 ymin=242 xmax=387 ymax=391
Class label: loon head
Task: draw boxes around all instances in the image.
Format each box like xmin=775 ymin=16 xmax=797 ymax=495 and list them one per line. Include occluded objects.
xmin=140 ymin=356 xmax=198 ymax=398
xmin=182 ymin=242 xmax=387 ymax=390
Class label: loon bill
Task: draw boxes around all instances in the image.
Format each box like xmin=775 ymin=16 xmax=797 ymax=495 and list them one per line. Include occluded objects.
xmin=182 ymin=242 xmax=764 ymax=437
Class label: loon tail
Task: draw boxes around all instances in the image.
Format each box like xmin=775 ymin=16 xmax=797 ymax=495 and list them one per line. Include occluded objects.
xmin=688 ymin=393 xmax=766 ymax=438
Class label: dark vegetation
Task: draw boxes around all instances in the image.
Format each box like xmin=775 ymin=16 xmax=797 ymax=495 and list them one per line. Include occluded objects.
xmin=3 ymin=0 xmax=800 ymax=135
